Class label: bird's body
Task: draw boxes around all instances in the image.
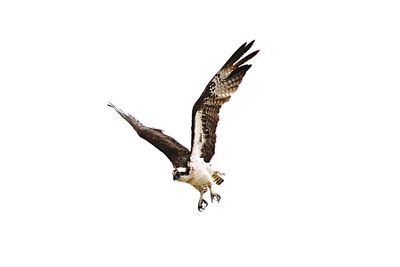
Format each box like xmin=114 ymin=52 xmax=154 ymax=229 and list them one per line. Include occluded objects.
xmin=179 ymin=158 xmax=212 ymax=190
xmin=109 ymin=41 xmax=258 ymax=211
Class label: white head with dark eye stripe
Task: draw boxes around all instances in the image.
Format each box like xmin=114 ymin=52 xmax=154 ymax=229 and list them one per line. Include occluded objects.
xmin=172 ymin=167 xmax=189 ymax=180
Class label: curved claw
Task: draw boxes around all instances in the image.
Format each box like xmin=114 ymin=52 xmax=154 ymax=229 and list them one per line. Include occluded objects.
xmin=211 ymin=193 xmax=221 ymax=203
xmin=198 ymin=199 xmax=208 ymax=212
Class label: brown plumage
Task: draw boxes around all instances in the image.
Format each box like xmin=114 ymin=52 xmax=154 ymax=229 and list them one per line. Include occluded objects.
xmin=191 ymin=41 xmax=259 ymax=162
xmin=108 ymin=41 xmax=258 ymax=211
xmin=107 ymin=102 xmax=190 ymax=168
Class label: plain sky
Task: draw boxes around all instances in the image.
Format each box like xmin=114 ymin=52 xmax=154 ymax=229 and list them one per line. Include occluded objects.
xmin=1 ymin=0 xmax=399 ymax=266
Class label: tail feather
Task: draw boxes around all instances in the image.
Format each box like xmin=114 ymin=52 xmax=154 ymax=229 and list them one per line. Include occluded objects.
xmin=212 ymin=171 xmax=225 ymax=185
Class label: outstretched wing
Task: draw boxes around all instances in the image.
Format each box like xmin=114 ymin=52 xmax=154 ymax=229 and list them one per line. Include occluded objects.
xmin=191 ymin=41 xmax=259 ymax=162
xmin=108 ymin=102 xmax=190 ymax=168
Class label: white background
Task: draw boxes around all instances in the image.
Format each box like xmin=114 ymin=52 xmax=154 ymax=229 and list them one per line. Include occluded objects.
xmin=1 ymin=0 xmax=399 ymax=266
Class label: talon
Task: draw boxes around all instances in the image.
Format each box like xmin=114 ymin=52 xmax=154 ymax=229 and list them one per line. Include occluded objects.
xmin=198 ymin=199 xmax=208 ymax=212
xmin=211 ymin=193 xmax=221 ymax=203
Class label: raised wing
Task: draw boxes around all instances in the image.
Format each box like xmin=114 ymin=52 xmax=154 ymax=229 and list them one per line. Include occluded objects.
xmin=191 ymin=41 xmax=259 ymax=162
xmin=108 ymin=102 xmax=190 ymax=168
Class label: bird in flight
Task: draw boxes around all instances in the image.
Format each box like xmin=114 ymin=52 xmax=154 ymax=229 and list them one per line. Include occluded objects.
xmin=108 ymin=41 xmax=259 ymax=211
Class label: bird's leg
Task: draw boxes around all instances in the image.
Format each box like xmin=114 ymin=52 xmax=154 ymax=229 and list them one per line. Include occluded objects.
xmin=209 ymin=186 xmax=221 ymax=203
xmin=197 ymin=187 xmax=208 ymax=212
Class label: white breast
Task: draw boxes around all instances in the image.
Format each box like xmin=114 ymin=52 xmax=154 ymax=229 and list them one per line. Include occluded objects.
xmin=179 ymin=157 xmax=213 ymax=189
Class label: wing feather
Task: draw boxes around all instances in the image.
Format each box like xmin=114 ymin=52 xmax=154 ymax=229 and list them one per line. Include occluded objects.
xmin=191 ymin=41 xmax=259 ymax=162
xmin=108 ymin=102 xmax=190 ymax=168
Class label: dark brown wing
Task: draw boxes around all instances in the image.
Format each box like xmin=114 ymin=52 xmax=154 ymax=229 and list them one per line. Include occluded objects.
xmin=191 ymin=41 xmax=259 ymax=162
xmin=108 ymin=102 xmax=190 ymax=168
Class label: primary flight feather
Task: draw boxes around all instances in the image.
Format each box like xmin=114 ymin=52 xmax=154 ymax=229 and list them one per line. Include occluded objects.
xmin=109 ymin=41 xmax=259 ymax=211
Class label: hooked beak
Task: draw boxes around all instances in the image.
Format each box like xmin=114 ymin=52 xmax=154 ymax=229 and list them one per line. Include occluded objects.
xmin=173 ymin=173 xmax=180 ymax=181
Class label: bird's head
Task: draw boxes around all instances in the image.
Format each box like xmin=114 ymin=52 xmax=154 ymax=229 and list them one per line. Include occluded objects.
xmin=172 ymin=167 xmax=189 ymax=181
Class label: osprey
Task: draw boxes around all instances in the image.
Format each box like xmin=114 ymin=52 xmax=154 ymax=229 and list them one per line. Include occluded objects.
xmin=108 ymin=41 xmax=259 ymax=211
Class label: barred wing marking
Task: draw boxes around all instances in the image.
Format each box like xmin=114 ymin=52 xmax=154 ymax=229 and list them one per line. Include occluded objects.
xmin=191 ymin=41 xmax=259 ymax=162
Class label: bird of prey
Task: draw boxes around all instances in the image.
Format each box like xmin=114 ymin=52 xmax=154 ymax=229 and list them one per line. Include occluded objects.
xmin=108 ymin=41 xmax=259 ymax=211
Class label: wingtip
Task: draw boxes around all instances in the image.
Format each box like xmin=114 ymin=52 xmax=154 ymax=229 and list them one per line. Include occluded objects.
xmin=248 ymin=40 xmax=255 ymax=47
xmin=239 ymin=41 xmax=248 ymax=49
xmin=107 ymin=101 xmax=115 ymax=108
xmin=223 ymin=40 xmax=258 ymax=68
xmin=233 ymin=49 xmax=259 ymax=68
xmin=242 ymin=40 xmax=255 ymax=47
xmin=250 ymin=49 xmax=260 ymax=59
